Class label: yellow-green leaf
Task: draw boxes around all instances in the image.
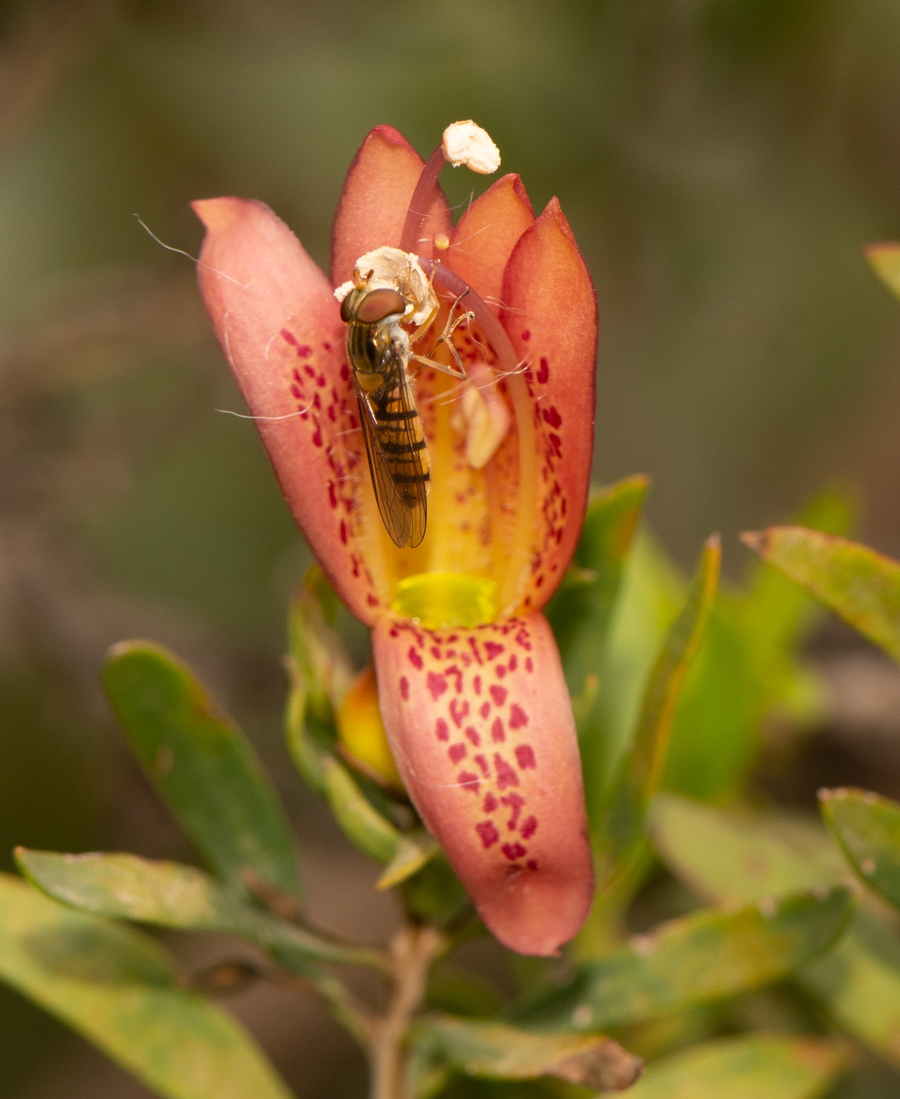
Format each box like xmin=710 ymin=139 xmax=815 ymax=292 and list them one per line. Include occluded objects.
xmin=741 ymin=527 xmax=900 ymax=665
xmin=626 ymin=1033 xmax=850 ymax=1099
xmin=0 ymin=873 xmax=293 ymax=1099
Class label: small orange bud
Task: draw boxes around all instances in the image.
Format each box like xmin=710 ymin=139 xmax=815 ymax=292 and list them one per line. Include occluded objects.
xmin=337 ymin=665 xmax=404 ymax=790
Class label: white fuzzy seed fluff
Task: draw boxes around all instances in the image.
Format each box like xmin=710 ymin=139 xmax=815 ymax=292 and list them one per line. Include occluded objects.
xmin=442 ymin=121 xmax=501 ymax=175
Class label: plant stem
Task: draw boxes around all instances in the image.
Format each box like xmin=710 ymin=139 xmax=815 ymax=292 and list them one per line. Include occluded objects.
xmin=369 ymin=923 xmax=445 ymax=1099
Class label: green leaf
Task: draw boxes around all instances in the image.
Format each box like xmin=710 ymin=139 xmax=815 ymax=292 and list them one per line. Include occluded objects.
xmin=0 ymin=872 xmax=293 ymax=1099
xmin=513 ymin=887 xmax=851 ymax=1031
xmin=625 ymin=1033 xmax=850 ymax=1099
xmin=15 ymin=849 xmax=385 ymax=973
xmin=322 ymin=756 xmax=400 ymax=864
xmin=741 ymin=527 xmax=900 ymax=664
xmin=821 ymin=787 xmax=900 ymax=911
xmin=593 ymin=536 xmax=720 ymax=882
xmin=649 ymin=795 xmax=900 ymax=1069
xmin=411 ymin=1015 xmax=642 ymax=1090
xmin=377 ymin=831 xmax=439 ymax=890
xmin=664 ymin=489 xmax=849 ymax=803
xmin=286 ymin=566 xmax=354 ymax=748
xmin=867 ymin=242 xmax=900 ymax=303
xmin=650 ymin=794 xmax=845 ymax=904
xmin=104 ymin=641 xmax=300 ymax=898
xmin=802 ymin=910 xmax=900 ymax=1068
xmin=546 ymin=475 xmax=649 ymax=709
xmin=284 ymin=572 xmax=409 ymax=871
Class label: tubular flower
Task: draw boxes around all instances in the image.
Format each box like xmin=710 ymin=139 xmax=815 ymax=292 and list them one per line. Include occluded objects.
xmin=194 ymin=122 xmax=597 ymax=956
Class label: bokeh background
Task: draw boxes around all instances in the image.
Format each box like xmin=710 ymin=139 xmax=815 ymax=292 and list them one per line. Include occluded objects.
xmin=3 ymin=0 xmax=900 ymax=1095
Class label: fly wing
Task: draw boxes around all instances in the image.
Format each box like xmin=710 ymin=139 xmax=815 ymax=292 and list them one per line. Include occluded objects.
xmin=356 ymin=371 xmax=429 ymax=549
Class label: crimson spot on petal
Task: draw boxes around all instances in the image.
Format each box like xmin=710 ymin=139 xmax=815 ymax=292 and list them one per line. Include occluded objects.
xmin=408 ymin=647 xmax=423 ymax=670
xmin=490 ymin=685 xmax=508 ymax=706
xmin=427 ymin=672 xmax=448 ymax=701
xmin=399 ymin=676 xmax=409 ymax=701
xmin=448 ymin=743 xmax=467 ymax=764
xmin=509 ymin=704 xmax=529 ymax=729
xmin=502 ymin=842 xmax=527 ymax=860
xmin=520 ymin=816 xmax=538 ymax=839
xmin=475 ymin=821 xmax=499 ymax=849
xmin=435 ymin=718 xmax=449 ymax=741
xmin=494 ymin=754 xmax=519 ymax=790
xmin=491 ymin=717 xmax=505 ymax=743
xmin=515 ymin=744 xmax=536 ymax=770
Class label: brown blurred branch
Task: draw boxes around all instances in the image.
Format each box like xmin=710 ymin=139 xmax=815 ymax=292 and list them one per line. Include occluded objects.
xmin=0 ymin=0 xmax=115 ymax=162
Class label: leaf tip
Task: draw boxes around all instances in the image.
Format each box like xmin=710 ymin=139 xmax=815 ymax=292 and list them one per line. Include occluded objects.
xmin=740 ymin=529 xmax=767 ymax=555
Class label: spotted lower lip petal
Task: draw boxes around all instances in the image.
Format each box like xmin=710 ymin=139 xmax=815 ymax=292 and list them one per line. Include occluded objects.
xmin=371 ymin=611 xmax=594 ymax=956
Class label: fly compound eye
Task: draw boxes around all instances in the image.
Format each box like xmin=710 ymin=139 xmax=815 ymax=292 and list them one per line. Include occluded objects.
xmin=339 ymin=292 xmax=355 ymax=324
xmin=355 ymin=288 xmax=407 ymax=324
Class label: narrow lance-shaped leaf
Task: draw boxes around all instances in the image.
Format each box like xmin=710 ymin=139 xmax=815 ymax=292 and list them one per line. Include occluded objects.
xmin=650 ymin=793 xmax=845 ymax=905
xmin=649 ymin=795 xmax=900 ymax=1070
xmin=545 ymin=474 xmax=649 ymax=708
xmin=284 ymin=574 xmax=410 ymax=865
xmin=15 ymin=849 xmax=387 ymax=973
xmin=0 ymin=873 xmax=293 ymax=1099
xmin=322 ymin=756 xmax=401 ymax=864
xmin=662 ymin=490 xmax=851 ymax=804
xmin=624 ymin=1034 xmax=850 ymax=1099
xmin=377 ymin=831 xmax=439 ymax=891
xmin=741 ymin=527 xmax=900 ymax=665
xmin=821 ymin=787 xmax=900 ymax=912
xmin=104 ymin=642 xmax=300 ymax=899
xmin=593 ymin=535 xmax=720 ymax=883
xmin=511 ymin=886 xmax=851 ymax=1032
xmin=411 ymin=1015 xmax=642 ymax=1091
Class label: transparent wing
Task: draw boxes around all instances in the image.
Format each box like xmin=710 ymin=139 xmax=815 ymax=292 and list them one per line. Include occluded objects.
xmin=356 ymin=373 xmax=429 ymax=549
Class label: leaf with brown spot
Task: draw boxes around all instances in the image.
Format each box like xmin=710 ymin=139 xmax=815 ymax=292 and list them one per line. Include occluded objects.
xmin=410 ymin=1015 xmax=642 ymax=1089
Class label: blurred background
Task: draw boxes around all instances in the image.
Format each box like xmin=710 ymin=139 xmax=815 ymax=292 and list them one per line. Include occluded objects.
xmin=2 ymin=0 xmax=900 ymax=1095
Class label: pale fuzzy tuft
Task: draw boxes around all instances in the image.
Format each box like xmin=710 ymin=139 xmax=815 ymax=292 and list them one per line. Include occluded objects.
xmin=442 ymin=121 xmax=501 ymax=175
xmin=334 ymin=246 xmax=437 ymax=326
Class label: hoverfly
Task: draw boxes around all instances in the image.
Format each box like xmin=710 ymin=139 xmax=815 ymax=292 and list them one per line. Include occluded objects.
xmin=336 ymin=248 xmax=472 ymax=548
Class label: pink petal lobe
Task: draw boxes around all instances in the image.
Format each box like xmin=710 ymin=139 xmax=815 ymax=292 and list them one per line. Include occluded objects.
xmin=502 ymin=198 xmax=598 ymax=613
xmin=448 ymin=173 xmax=535 ymax=315
xmin=372 ymin=612 xmax=594 ymax=956
xmin=193 ymin=196 xmax=381 ymax=624
xmin=330 ymin=125 xmax=452 ymax=287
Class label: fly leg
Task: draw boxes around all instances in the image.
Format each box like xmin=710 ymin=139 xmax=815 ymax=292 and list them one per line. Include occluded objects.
xmin=409 ymin=290 xmax=473 ymax=379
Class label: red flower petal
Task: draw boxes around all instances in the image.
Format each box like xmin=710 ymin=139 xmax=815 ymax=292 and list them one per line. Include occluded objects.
xmin=330 ymin=125 xmax=452 ymax=288
xmin=372 ymin=612 xmax=594 ymax=955
xmin=448 ymin=173 xmax=535 ymax=316
xmin=193 ymin=196 xmax=381 ymax=623
xmin=502 ymin=198 xmax=597 ymax=613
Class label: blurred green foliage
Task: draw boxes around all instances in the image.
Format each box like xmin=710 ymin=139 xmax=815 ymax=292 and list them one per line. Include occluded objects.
xmin=4 ymin=1 xmax=900 ymax=1096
